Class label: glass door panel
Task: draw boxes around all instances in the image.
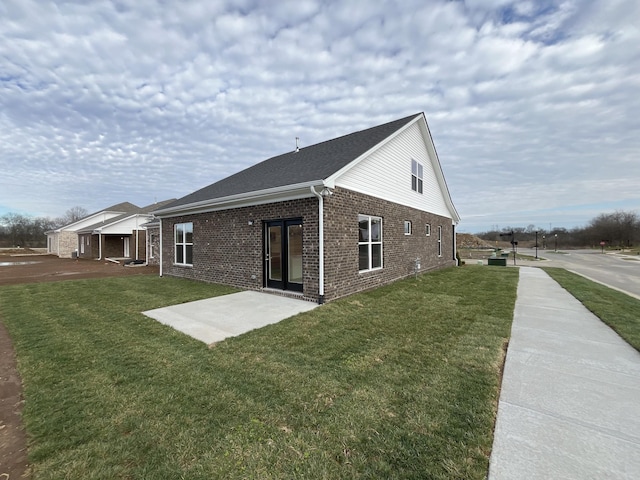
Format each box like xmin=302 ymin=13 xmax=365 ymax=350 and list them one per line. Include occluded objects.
xmin=287 ymin=224 xmax=303 ymax=285
xmin=268 ymin=225 xmax=282 ymax=282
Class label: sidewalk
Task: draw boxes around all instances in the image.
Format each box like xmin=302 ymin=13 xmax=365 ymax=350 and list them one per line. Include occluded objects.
xmin=489 ymin=267 xmax=640 ymax=479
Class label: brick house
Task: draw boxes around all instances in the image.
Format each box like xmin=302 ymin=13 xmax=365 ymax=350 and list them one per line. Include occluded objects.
xmin=46 ymin=202 xmax=140 ymax=258
xmin=74 ymin=200 xmax=175 ymax=261
xmin=154 ymin=113 xmax=460 ymax=303
xmin=47 ymin=200 xmax=174 ymax=261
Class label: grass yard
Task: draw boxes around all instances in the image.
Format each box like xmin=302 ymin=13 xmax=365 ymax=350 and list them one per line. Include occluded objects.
xmin=543 ymin=267 xmax=640 ymax=352
xmin=0 ymin=267 xmax=518 ymax=479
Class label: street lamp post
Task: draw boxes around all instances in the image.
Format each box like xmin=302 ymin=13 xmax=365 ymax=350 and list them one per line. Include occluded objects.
xmin=535 ymin=231 xmax=538 ymax=259
xmin=555 ymin=233 xmax=558 ymax=252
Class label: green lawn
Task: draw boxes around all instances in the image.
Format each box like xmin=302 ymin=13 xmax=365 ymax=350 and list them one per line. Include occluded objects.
xmin=543 ymin=267 xmax=640 ymax=352
xmin=0 ymin=267 xmax=518 ymax=479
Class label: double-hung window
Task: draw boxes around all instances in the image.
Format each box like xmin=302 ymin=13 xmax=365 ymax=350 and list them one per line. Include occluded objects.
xmin=175 ymin=222 xmax=193 ymax=265
xmin=437 ymin=225 xmax=442 ymax=257
xmin=358 ymin=215 xmax=382 ymax=271
xmin=411 ymin=159 xmax=423 ymax=194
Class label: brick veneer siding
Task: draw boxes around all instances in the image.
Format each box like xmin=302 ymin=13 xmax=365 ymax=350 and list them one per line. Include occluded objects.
xmin=77 ymin=234 xmax=96 ymax=259
xmin=322 ymin=187 xmax=456 ymax=302
xmin=161 ymin=198 xmax=319 ymax=301
xmin=134 ymin=230 xmax=147 ymax=260
xmin=161 ymin=188 xmax=455 ymax=303
xmin=147 ymin=226 xmax=160 ymax=265
xmin=57 ymin=231 xmax=78 ymax=258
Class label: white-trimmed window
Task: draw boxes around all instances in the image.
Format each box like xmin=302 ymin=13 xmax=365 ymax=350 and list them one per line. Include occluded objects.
xmin=426 ymin=224 xmax=431 ymax=236
xmin=404 ymin=221 xmax=412 ymax=235
xmin=358 ymin=215 xmax=382 ymax=271
xmin=437 ymin=225 xmax=442 ymax=257
xmin=175 ymin=222 xmax=193 ymax=265
xmin=411 ymin=159 xmax=423 ymax=194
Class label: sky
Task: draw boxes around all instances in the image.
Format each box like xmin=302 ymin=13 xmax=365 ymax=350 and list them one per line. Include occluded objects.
xmin=1 ymin=0 xmax=638 ymax=233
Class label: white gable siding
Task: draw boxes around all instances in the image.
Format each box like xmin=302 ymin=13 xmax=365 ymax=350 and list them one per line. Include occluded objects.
xmin=100 ymin=215 xmax=152 ymax=234
xmin=63 ymin=212 xmax=123 ymax=231
xmin=334 ymin=122 xmax=453 ymax=220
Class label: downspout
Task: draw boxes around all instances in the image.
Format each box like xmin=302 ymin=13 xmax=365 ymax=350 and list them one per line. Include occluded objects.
xmin=135 ymin=216 xmax=139 ymax=260
xmin=453 ymin=223 xmax=458 ymax=265
xmin=98 ymin=233 xmax=102 ymax=260
xmin=159 ymin=218 xmax=163 ymax=277
xmin=310 ymin=186 xmax=325 ymax=304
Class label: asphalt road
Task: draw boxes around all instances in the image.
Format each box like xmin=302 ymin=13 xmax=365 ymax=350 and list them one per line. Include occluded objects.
xmin=517 ymin=248 xmax=640 ymax=299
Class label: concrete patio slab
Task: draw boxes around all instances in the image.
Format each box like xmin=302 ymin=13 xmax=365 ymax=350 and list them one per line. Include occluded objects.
xmin=143 ymin=291 xmax=319 ymax=345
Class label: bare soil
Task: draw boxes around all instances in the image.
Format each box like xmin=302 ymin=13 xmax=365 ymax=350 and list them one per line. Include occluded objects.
xmin=0 ymin=254 xmax=159 ymax=478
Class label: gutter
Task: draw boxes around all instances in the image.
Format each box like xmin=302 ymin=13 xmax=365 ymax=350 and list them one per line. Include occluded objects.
xmin=154 ymin=180 xmax=324 ymax=218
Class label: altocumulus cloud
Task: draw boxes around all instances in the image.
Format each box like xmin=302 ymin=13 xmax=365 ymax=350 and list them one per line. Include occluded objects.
xmin=0 ymin=0 xmax=638 ymax=231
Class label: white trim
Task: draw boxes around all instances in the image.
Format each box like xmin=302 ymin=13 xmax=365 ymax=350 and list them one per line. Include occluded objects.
xmin=159 ymin=218 xmax=163 ymax=276
xmin=358 ymin=214 xmax=383 ymax=272
xmin=310 ymin=186 xmax=325 ymax=303
xmin=154 ymin=181 xmax=324 ymax=217
xmin=325 ymin=115 xmax=420 ymax=187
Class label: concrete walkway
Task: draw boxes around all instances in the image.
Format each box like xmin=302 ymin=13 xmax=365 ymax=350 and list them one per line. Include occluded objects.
xmin=489 ymin=267 xmax=640 ymax=479
xmin=143 ymin=291 xmax=318 ymax=345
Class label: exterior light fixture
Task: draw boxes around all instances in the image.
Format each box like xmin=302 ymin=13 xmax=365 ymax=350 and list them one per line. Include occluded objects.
xmin=320 ymin=187 xmax=333 ymax=198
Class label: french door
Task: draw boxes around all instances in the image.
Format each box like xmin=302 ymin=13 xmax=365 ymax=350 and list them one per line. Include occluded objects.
xmin=265 ymin=219 xmax=303 ymax=292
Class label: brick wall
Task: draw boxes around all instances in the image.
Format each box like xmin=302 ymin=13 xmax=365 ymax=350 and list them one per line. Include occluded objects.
xmin=160 ymin=189 xmax=455 ymax=303
xmin=57 ymin=231 xmax=78 ymax=258
xmin=77 ymin=234 xmax=93 ymax=259
xmin=147 ymin=226 xmax=160 ymax=265
xmin=322 ymin=187 xmax=456 ymax=302
xmin=161 ymin=198 xmax=319 ymax=300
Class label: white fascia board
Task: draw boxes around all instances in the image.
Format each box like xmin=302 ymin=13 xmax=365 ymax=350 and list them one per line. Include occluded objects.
xmin=418 ymin=119 xmax=461 ymax=224
xmin=61 ymin=210 xmax=127 ymax=231
xmin=153 ymin=180 xmax=325 ymax=218
xmin=324 ymin=114 xmax=422 ymax=187
xmin=94 ymin=214 xmax=153 ymax=234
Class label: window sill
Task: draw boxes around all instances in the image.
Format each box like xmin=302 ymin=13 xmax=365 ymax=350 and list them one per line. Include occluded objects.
xmin=359 ymin=267 xmax=383 ymax=274
xmin=173 ymin=263 xmax=193 ymax=268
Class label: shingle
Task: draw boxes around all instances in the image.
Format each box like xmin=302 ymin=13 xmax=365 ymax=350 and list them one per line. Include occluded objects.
xmin=165 ymin=113 xmax=421 ymax=209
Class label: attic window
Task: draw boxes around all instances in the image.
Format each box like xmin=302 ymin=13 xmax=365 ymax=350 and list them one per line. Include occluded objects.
xmin=411 ymin=159 xmax=423 ymax=194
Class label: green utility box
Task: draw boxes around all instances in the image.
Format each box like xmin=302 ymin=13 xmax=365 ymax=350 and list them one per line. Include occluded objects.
xmin=488 ymin=258 xmax=507 ymax=266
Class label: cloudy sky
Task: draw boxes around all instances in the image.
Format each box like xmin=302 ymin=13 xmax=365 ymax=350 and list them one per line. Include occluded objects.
xmin=1 ymin=0 xmax=638 ymax=233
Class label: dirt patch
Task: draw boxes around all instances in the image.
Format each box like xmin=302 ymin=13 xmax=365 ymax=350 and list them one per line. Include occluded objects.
xmin=0 ymin=320 xmax=29 ymax=479
xmin=0 ymin=255 xmax=159 ymax=478
xmin=0 ymin=254 xmax=159 ymax=286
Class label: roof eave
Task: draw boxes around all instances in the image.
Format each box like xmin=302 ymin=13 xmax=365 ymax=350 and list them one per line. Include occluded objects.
xmin=153 ymin=180 xmax=326 ymax=217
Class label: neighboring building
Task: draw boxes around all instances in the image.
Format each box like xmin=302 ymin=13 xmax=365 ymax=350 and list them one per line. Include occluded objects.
xmin=47 ymin=200 xmax=174 ymax=261
xmin=142 ymin=219 xmax=161 ymax=266
xmin=46 ymin=202 xmax=139 ymax=258
xmin=154 ymin=113 xmax=460 ymax=303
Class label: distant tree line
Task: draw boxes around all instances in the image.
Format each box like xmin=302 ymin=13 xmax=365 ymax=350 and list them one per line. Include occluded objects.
xmin=476 ymin=210 xmax=639 ymax=249
xmin=0 ymin=207 xmax=87 ymax=248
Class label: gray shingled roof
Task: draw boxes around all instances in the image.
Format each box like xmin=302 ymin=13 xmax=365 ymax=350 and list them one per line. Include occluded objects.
xmin=164 ymin=113 xmax=421 ymax=210
xmin=77 ymin=199 xmax=176 ymax=233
